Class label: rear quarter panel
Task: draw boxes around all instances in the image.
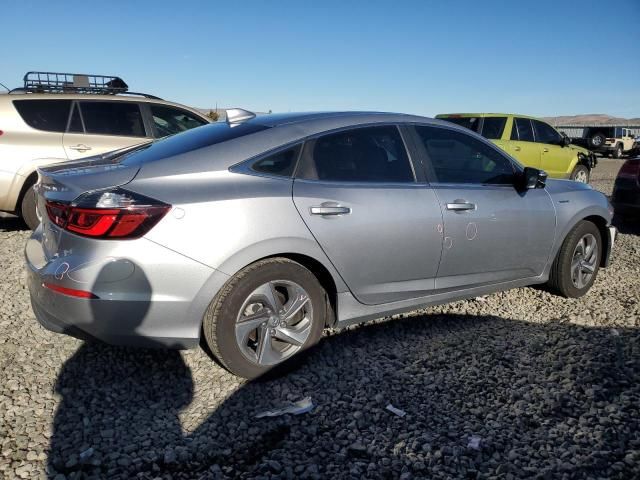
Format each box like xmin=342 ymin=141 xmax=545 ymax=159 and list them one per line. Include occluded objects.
xmin=128 ymin=170 xmax=349 ymax=292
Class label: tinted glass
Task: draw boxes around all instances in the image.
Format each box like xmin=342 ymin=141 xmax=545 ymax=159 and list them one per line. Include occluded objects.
xmin=303 ymin=126 xmax=414 ymax=183
xmin=532 ymin=120 xmax=561 ymax=144
xmin=80 ymin=101 xmax=145 ymax=137
xmin=122 ymin=122 xmax=270 ymax=166
xmin=13 ymin=100 xmax=71 ymax=132
xmin=415 ymin=125 xmax=515 ymax=184
xmin=513 ymin=117 xmax=534 ymax=142
xmin=68 ymin=104 xmax=83 ymax=133
xmin=481 ymin=117 xmax=507 ymax=139
xmin=439 ymin=116 xmax=480 ymax=133
xmin=150 ymin=105 xmax=208 ymax=138
xmin=252 ymin=145 xmax=300 ymax=177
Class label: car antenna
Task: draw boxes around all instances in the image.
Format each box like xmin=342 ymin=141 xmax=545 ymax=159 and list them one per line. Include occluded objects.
xmin=226 ymin=108 xmax=256 ymax=125
xmin=0 ymin=82 xmax=9 ymax=92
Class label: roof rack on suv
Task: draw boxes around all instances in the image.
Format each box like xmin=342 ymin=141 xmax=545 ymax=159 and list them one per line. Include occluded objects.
xmin=8 ymin=71 xmax=162 ymax=99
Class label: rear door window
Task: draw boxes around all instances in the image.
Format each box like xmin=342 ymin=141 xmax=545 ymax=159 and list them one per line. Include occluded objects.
xmin=79 ymin=101 xmax=146 ymax=137
xmin=150 ymin=105 xmax=208 ymax=138
xmin=532 ymin=120 xmax=561 ymax=145
xmin=512 ymin=117 xmax=534 ymax=142
xmin=13 ymin=100 xmax=71 ymax=132
xmin=298 ymin=125 xmax=414 ymax=183
xmin=480 ymin=117 xmax=507 ymax=139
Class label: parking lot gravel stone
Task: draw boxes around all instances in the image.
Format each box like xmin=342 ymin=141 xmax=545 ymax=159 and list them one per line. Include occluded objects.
xmin=0 ymin=159 xmax=638 ymax=479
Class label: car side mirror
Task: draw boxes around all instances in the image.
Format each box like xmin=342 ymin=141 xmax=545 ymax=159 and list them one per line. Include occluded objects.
xmin=562 ymin=135 xmax=571 ymax=147
xmin=521 ymin=167 xmax=547 ymax=189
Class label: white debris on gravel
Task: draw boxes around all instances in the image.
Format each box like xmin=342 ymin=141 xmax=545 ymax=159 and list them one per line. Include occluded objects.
xmin=0 ymin=159 xmax=639 ymax=479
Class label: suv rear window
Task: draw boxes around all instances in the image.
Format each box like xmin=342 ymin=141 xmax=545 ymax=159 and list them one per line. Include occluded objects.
xmin=480 ymin=117 xmax=507 ymax=139
xmin=122 ymin=122 xmax=271 ymax=165
xmin=80 ymin=101 xmax=146 ymax=137
xmin=13 ymin=100 xmax=71 ymax=132
xmin=439 ymin=116 xmax=480 ymax=133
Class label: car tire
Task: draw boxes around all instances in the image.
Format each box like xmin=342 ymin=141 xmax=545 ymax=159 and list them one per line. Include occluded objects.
xmin=547 ymin=220 xmax=601 ymax=298
xmin=589 ymin=132 xmax=606 ymax=148
xmin=202 ymin=258 xmax=326 ymax=379
xmin=613 ymin=144 xmax=623 ymax=159
xmin=570 ymin=165 xmax=590 ymax=183
xmin=20 ymin=182 xmax=39 ymax=230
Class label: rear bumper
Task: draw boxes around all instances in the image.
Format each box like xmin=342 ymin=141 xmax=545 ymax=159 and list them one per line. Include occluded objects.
xmin=25 ymin=226 xmax=225 ymax=349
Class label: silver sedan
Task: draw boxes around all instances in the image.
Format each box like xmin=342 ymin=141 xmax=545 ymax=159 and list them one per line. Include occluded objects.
xmin=26 ymin=110 xmax=616 ymax=378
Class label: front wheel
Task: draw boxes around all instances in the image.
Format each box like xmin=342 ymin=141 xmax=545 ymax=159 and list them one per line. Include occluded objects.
xmin=570 ymin=164 xmax=590 ymax=183
xmin=547 ymin=221 xmax=601 ymax=298
xmin=202 ymin=258 xmax=326 ymax=378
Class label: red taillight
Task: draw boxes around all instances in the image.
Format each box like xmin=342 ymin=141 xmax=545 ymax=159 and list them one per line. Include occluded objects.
xmin=45 ymin=188 xmax=170 ymax=239
xmin=43 ymin=282 xmax=99 ymax=299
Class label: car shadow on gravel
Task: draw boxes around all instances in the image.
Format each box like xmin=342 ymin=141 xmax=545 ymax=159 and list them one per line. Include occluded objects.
xmin=47 ymin=313 xmax=640 ymax=479
xmin=0 ymin=215 xmax=28 ymax=233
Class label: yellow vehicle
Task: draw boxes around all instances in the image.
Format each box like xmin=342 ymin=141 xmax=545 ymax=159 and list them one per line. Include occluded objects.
xmin=436 ymin=113 xmax=597 ymax=183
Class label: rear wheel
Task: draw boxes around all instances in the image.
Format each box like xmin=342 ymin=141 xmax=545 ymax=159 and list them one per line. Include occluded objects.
xmin=20 ymin=182 xmax=39 ymax=230
xmin=613 ymin=144 xmax=623 ymax=159
xmin=202 ymin=258 xmax=326 ymax=378
xmin=570 ymin=164 xmax=590 ymax=183
xmin=547 ymin=221 xmax=601 ymax=298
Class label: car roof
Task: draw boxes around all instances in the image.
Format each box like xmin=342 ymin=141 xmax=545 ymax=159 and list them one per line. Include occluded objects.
xmin=247 ymin=110 xmax=446 ymax=134
xmin=0 ymin=93 xmax=208 ymax=117
xmin=436 ymin=112 xmax=540 ymax=120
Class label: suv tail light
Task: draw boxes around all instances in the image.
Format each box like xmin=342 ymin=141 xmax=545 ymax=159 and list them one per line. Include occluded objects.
xmin=45 ymin=188 xmax=170 ymax=239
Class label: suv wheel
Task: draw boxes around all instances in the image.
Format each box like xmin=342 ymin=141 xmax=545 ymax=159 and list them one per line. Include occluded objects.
xmin=202 ymin=258 xmax=326 ymax=378
xmin=570 ymin=165 xmax=590 ymax=183
xmin=547 ymin=221 xmax=601 ymax=298
xmin=613 ymin=144 xmax=623 ymax=159
xmin=590 ymin=132 xmax=606 ymax=148
xmin=20 ymin=182 xmax=39 ymax=230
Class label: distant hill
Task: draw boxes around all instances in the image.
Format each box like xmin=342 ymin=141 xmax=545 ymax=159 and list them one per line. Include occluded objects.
xmin=544 ymin=114 xmax=640 ymax=126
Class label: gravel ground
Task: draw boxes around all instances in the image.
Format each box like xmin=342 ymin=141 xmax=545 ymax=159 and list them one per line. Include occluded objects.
xmin=0 ymin=159 xmax=638 ymax=480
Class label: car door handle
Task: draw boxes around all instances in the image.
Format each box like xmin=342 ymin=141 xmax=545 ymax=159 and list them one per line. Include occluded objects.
xmin=446 ymin=201 xmax=476 ymax=211
xmin=542 ymin=148 xmax=549 ymax=153
xmin=69 ymin=144 xmax=92 ymax=152
xmin=310 ymin=206 xmax=351 ymax=216
xmin=513 ymin=146 xmax=521 ymax=151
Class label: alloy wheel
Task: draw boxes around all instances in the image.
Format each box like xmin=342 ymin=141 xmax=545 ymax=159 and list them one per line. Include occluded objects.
xmin=235 ymin=280 xmax=313 ymax=366
xmin=574 ymin=170 xmax=588 ymax=183
xmin=570 ymin=233 xmax=598 ymax=289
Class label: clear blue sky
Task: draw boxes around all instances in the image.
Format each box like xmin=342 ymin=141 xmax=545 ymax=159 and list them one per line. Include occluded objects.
xmin=2 ymin=0 xmax=639 ymax=117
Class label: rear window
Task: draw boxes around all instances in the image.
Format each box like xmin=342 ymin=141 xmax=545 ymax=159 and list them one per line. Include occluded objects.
xmin=439 ymin=116 xmax=480 ymax=133
xmin=80 ymin=101 xmax=146 ymax=137
xmin=13 ymin=100 xmax=71 ymax=132
xmin=122 ymin=121 xmax=270 ymax=165
xmin=480 ymin=117 xmax=507 ymax=139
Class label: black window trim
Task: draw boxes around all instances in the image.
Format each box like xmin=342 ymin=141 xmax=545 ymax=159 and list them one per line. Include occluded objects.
xmin=74 ymin=99 xmax=152 ymax=138
xmin=408 ymin=122 xmax=522 ymax=188
xmin=293 ymin=123 xmax=420 ymax=186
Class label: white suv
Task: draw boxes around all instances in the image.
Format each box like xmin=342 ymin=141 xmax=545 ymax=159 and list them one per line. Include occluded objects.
xmin=0 ymin=72 xmax=211 ymax=228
